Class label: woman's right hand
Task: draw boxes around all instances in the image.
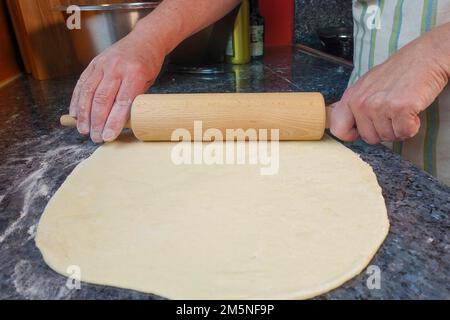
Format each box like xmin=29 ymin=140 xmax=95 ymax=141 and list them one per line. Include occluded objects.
xmin=69 ymin=0 xmax=243 ymax=144
xmin=69 ymin=29 xmax=166 ymax=143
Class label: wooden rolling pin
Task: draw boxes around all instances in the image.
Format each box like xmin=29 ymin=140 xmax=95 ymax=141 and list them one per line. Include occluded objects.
xmin=61 ymin=92 xmax=329 ymax=141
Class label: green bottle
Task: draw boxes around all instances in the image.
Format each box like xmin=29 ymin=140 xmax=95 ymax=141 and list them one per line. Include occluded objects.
xmin=250 ymin=0 xmax=265 ymax=59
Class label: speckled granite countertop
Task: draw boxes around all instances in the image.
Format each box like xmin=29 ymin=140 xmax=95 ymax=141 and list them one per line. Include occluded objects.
xmin=0 ymin=47 xmax=448 ymax=299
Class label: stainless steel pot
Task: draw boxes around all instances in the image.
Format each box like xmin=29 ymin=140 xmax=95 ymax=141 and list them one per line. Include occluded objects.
xmin=60 ymin=2 xmax=238 ymax=72
xmin=59 ymin=2 xmax=160 ymax=67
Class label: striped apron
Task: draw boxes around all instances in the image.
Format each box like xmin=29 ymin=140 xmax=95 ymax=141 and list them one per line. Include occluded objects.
xmin=350 ymin=0 xmax=450 ymax=186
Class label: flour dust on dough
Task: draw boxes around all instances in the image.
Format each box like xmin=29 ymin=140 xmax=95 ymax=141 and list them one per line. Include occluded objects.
xmin=36 ymin=135 xmax=389 ymax=299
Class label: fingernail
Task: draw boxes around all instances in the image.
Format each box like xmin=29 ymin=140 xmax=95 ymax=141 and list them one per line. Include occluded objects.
xmin=102 ymin=129 xmax=116 ymax=142
xmin=91 ymin=130 xmax=103 ymax=144
xmin=78 ymin=123 xmax=89 ymax=135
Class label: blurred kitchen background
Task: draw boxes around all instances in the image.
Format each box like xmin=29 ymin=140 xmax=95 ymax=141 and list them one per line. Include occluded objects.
xmin=0 ymin=0 xmax=354 ymax=84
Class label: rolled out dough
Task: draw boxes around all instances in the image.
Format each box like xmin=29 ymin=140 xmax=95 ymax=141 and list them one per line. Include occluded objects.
xmin=36 ymin=135 xmax=389 ymax=299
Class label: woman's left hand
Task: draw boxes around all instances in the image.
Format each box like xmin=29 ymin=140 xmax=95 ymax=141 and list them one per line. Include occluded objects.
xmin=330 ymin=24 xmax=450 ymax=144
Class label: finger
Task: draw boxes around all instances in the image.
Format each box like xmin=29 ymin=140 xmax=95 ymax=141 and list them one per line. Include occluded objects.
xmin=372 ymin=115 xmax=396 ymax=142
xmin=102 ymin=77 xmax=151 ymax=142
xmin=363 ymin=93 xmax=395 ymax=142
xmin=69 ymin=83 xmax=81 ymax=117
xmin=348 ymin=95 xmax=381 ymax=144
xmin=101 ymin=99 xmax=131 ymax=143
xmin=70 ymin=65 xmax=94 ymax=117
xmin=392 ymin=113 xmax=421 ymax=140
xmin=353 ymin=112 xmax=380 ymax=144
xmin=330 ymin=101 xmax=360 ymax=142
xmin=90 ymin=77 xmax=121 ymax=143
xmin=76 ymin=70 xmax=103 ymax=135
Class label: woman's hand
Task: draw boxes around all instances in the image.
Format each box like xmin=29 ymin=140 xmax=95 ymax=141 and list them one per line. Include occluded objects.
xmin=68 ymin=0 xmax=243 ymax=144
xmin=330 ymin=25 xmax=450 ymax=144
xmin=69 ymin=30 xmax=165 ymax=143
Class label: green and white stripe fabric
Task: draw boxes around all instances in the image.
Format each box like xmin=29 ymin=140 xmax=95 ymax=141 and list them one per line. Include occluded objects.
xmin=350 ymin=0 xmax=450 ymax=186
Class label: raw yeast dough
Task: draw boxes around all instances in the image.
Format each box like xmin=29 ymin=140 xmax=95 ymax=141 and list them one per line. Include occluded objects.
xmin=36 ymin=135 xmax=389 ymax=299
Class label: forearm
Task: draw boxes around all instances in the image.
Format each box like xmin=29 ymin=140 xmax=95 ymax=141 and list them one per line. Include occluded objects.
xmin=132 ymin=0 xmax=242 ymax=56
xmin=426 ymin=22 xmax=450 ymax=80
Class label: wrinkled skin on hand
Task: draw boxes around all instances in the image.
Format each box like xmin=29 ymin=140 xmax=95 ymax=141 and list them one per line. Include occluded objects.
xmin=69 ymin=32 xmax=165 ymax=143
xmin=330 ymin=28 xmax=449 ymax=145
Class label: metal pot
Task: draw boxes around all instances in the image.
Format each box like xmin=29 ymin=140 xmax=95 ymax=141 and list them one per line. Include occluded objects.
xmin=59 ymin=2 xmax=238 ymax=72
xmin=59 ymin=2 xmax=160 ymax=67
xmin=168 ymin=7 xmax=239 ymax=71
xmin=317 ymin=26 xmax=354 ymax=61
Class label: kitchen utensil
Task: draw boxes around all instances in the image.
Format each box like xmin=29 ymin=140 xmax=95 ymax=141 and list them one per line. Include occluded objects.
xmin=58 ymin=2 xmax=160 ymax=67
xmin=318 ymin=26 xmax=353 ymax=60
xmin=61 ymin=92 xmax=329 ymax=141
xmin=59 ymin=2 xmax=238 ymax=72
xmin=169 ymin=8 xmax=239 ymax=70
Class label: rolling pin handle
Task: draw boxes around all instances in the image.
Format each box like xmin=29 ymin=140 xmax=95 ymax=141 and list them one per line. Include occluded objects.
xmin=60 ymin=115 xmax=78 ymax=128
xmin=325 ymin=105 xmax=334 ymax=130
xmin=60 ymin=115 xmax=131 ymax=129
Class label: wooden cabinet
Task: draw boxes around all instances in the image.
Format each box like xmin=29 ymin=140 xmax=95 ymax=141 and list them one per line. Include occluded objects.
xmin=6 ymin=0 xmax=134 ymax=80
xmin=0 ymin=0 xmax=22 ymax=87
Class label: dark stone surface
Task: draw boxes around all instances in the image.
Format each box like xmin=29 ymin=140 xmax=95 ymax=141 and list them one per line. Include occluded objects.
xmin=295 ymin=0 xmax=354 ymax=48
xmin=0 ymin=46 xmax=448 ymax=299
